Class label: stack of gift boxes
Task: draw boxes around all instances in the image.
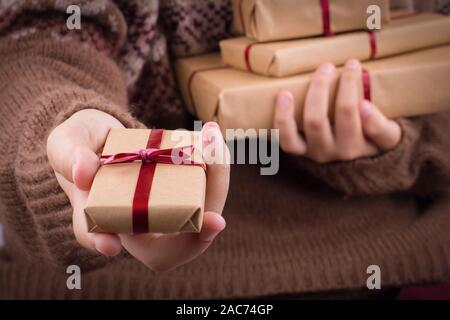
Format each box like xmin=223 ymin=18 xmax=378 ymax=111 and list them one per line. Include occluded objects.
xmin=175 ymin=0 xmax=450 ymax=138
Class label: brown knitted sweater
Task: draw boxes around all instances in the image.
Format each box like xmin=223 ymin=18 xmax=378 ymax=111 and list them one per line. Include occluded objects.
xmin=0 ymin=1 xmax=450 ymax=299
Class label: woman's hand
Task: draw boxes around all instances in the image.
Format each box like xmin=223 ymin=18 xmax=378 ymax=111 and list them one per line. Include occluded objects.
xmin=47 ymin=109 xmax=230 ymax=272
xmin=273 ymin=59 xmax=402 ymax=163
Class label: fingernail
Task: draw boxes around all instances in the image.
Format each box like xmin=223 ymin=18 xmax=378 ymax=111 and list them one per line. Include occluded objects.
xmin=346 ymin=59 xmax=360 ymax=70
xmin=360 ymin=100 xmax=372 ymax=118
xmin=205 ymin=122 xmax=219 ymax=129
xmin=277 ymin=93 xmax=292 ymax=109
xmin=319 ymin=63 xmax=335 ymax=74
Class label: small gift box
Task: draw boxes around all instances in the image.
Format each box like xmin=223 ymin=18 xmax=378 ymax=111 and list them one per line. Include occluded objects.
xmin=221 ymin=13 xmax=450 ymax=77
xmin=84 ymin=129 xmax=206 ymax=234
xmin=232 ymin=0 xmax=391 ymax=42
xmin=175 ymin=46 xmax=450 ymax=139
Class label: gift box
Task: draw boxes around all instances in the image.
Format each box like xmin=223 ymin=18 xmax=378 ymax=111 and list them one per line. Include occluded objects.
xmin=84 ymin=128 xmax=206 ymax=234
xmin=221 ymin=13 xmax=450 ymax=77
xmin=390 ymin=8 xmax=419 ymax=19
xmin=390 ymin=0 xmax=414 ymax=10
xmin=175 ymin=46 xmax=450 ymax=139
xmin=232 ymin=0 xmax=391 ymax=42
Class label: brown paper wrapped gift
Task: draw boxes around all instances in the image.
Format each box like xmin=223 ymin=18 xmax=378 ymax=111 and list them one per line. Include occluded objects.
xmin=221 ymin=13 xmax=450 ymax=77
xmin=232 ymin=0 xmax=391 ymax=42
xmin=84 ymin=129 xmax=206 ymax=234
xmin=175 ymin=46 xmax=450 ymax=139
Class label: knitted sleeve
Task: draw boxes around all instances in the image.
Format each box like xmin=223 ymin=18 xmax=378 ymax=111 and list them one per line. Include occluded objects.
xmin=290 ymin=113 xmax=450 ymax=196
xmin=0 ymin=8 xmax=144 ymax=269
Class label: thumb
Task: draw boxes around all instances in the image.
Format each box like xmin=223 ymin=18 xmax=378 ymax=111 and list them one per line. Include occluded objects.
xmin=47 ymin=124 xmax=98 ymax=191
xmin=47 ymin=109 xmax=124 ymax=190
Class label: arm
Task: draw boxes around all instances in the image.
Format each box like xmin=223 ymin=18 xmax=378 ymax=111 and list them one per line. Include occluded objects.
xmin=274 ymin=59 xmax=450 ymax=196
xmin=0 ymin=14 xmax=230 ymax=271
xmin=0 ymin=33 xmax=139 ymax=269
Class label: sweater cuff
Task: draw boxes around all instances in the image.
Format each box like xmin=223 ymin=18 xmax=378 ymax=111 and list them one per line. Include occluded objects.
xmin=12 ymin=90 xmax=143 ymax=270
xmin=292 ymin=118 xmax=421 ymax=196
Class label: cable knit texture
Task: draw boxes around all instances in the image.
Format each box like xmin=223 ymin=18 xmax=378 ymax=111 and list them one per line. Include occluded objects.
xmin=294 ymin=117 xmax=450 ymax=196
xmin=0 ymin=0 xmax=450 ymax=299
xmin=159 ymin=0 xmax=236 ymax=58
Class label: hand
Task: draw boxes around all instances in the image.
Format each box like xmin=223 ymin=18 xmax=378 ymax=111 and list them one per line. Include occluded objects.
xmin=273 ymin=59 xmax=402 ymax=163
xmin=47 ymin=109 xmax=230 ymax=272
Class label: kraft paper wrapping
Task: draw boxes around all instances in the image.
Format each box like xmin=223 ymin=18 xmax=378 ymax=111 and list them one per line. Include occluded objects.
xmin=221 ymin=14 xmax=450 ymax=77
xmin=232 ymin=0 xmax=391 ymax=42
xmin=175 ymin=46 xmax=450 ymax=139
xmin=84 ymin=129 xmax=206 ymax=234
xmin=390 ymin=9 xmax=418 ymax=19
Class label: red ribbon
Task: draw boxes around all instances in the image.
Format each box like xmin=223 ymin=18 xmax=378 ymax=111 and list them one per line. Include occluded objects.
xmin=101 ymin=129 xmax=206 ymax=233
xmin=368 ymin=31 xmax=377 ymax=59
xmin=244 ymin=43 xmax=254 ymax=72
xmin=362 ymin=69 xmax=372 ymax=101
xmin=320 ymin=0 xmax=334 ymax=36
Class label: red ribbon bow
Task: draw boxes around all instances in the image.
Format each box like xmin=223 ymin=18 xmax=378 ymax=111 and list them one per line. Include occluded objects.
xmin=101 ymin=145 xmax=206 ymax=172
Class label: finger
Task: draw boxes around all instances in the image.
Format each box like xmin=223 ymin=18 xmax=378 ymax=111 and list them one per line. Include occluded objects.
xmin=197 ymin=211 xmax=226 ymax=242
xmin=273 ymin=91 xmax=306 ymax=155
xmin=359 ymin=100 xmax=402 ymax=151
xmin=303 ymin=63 xmax=336 ymax=154
xmin=47 ymin=124 xmax=95 ymax=185
xmin=335 ymin=59 xmax=364 ymax=145
xmin=201 ymin=122 xmax=230 ymax=215
xmin=88 ymin=232 xmax=122 ymax=257
xmin=121 ymin=212 xmax=226 ymax=272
